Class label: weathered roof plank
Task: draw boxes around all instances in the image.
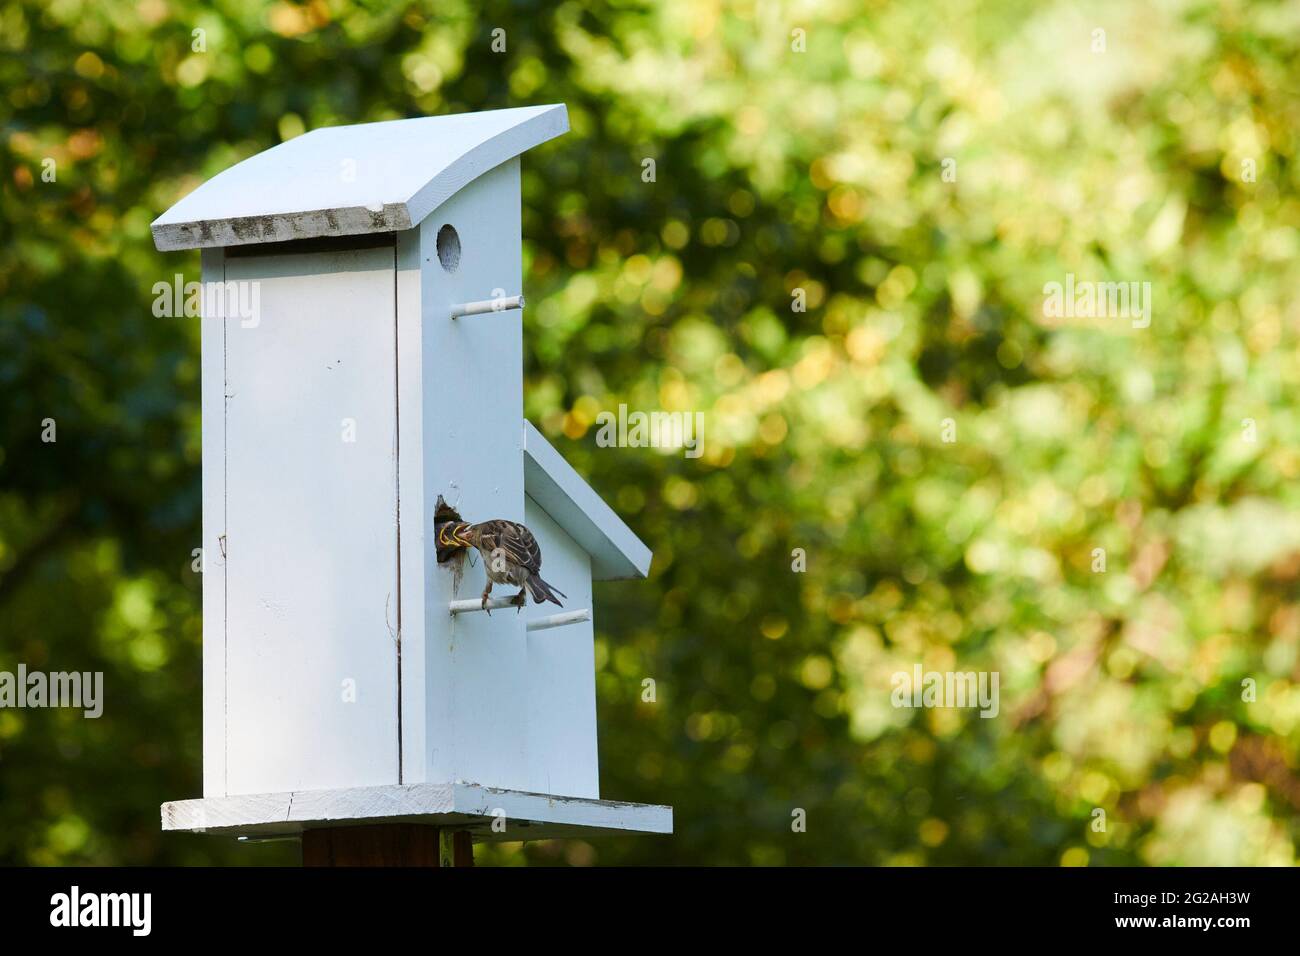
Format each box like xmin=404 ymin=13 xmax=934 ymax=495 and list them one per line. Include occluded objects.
xmin=152 ymin=104 xmax=567 ymax=251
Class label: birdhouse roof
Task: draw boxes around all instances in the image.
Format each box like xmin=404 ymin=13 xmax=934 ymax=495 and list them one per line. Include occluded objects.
xmin=151 ymin=104 xmax=568 ymax=252
xmin=523 ymin=421 xmax=652 ymax=581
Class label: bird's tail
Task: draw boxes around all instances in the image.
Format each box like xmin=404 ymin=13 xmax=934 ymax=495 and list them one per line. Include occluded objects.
xmin=525 ymin=572 xmax=566 ymax=607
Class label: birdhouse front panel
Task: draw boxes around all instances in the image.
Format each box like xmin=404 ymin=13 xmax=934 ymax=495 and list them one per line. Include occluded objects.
xmin=523 ymin=495 xmax=599 ymax=799
xmin=208 ymin=241 xmax=402 ymax=797
xmin=404 ymin=158 xmax=535 ymax=793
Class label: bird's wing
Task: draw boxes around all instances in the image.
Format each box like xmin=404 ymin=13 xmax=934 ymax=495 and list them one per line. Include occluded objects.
xmin=476 ymin=520 xmax=542 ymax=573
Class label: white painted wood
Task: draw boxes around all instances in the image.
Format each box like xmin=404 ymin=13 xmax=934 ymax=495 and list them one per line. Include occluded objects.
xmin=450 ymin=293 xmax=524 ymax=318
xmin=526 ymin=609 xmax=591 ymax=632
xmin=448 ymin=596 xmax=528 ymax=614
xmin=160 ymin=782 xmax=672 ymax=842
xmin=151 ymin=105 xmax=568 ymax=251
xmin=524 ymin=497 xmax=599 ymax=798
xmin=412 ymin=159 xmax=531 ymax=792
xmin=451 ymin=781 xmax=664 ymax=840
xmin=523 ymin=421 xmax=652 ymax=580
xmin=199 ymin=247 xmax=227 ymax=798
xmin=222 ymin=244 xmax=400 ymax=795
xmin=446 ymin=599 xmax=590 ymax=628
xmin=175 ymin=105 xmax=671 ymax=828
xmin=394 ymin=227 xmax=426 ymax=786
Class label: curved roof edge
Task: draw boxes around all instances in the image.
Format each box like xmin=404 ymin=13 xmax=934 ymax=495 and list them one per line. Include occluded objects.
xmin=523 ymin=421 xmax=652 ymax=582
xmin=152 ymin=104 xmax=568 ymax=252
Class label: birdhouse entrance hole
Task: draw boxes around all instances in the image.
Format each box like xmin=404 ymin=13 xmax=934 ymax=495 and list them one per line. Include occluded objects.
xmin=434 ymin=495 xmax=466 ymax=565
xmin=436 ymin=224 xmax=460 ymax=272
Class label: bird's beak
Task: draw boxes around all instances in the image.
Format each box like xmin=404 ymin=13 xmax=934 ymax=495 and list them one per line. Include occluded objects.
xmin=437 ymin=522 xmax=474 ymax=549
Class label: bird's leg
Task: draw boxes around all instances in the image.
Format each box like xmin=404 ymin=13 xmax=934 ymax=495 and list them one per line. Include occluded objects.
xmin=512 ymin=590 xmax=527 ymax=613
xmin=481 ymin=580 xmax=493 ymax=615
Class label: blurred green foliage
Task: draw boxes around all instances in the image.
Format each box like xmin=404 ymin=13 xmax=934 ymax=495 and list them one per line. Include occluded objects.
xmin=1 ymin=0 xmax=1298 ymax=865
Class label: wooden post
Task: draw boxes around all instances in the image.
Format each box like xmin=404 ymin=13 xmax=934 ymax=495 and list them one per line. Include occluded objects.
xmin=301 ymin=825 xmax=473 ymax=867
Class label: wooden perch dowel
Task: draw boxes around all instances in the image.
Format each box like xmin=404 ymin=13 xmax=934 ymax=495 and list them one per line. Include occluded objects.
xmin=449 ymin=596 xmax=526 ymax=614
xmin=449 ymin=294 xmax=524 ymax=318
xmin=447 ymin=599 xmax=591 ymax=631
xmin=527 ymin=609 xmax=591 ymax=631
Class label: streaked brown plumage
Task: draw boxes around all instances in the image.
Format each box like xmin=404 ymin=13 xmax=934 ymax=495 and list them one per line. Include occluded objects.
xmin=438 ymin=518 xmax=566 ymax=613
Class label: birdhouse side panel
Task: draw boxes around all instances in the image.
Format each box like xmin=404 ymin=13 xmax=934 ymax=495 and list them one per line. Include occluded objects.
xmin=412 ymin=159 xmax=532 ymax=791
xmin=200 ymin=248 xmax=227 ymax=797
xmin=219 ymin=244 xmax=401 ymax=795
xmin=523 ymin=496 xmax=599 ymax=799
xmin=395 ymin=227 xmax=428 ymax=784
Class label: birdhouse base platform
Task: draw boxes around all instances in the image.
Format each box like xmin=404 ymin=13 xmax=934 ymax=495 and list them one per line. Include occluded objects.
xmin=161 ymin=782 xmax=672 ymax=843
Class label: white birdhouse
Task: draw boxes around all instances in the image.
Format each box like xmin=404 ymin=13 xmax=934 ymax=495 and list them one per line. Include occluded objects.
xmin=154 ymin=105 xmax=670 ymax=844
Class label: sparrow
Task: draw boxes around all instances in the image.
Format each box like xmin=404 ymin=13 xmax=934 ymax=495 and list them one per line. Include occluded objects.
xmin=437 ymin=518 xmax=566 ymax=614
